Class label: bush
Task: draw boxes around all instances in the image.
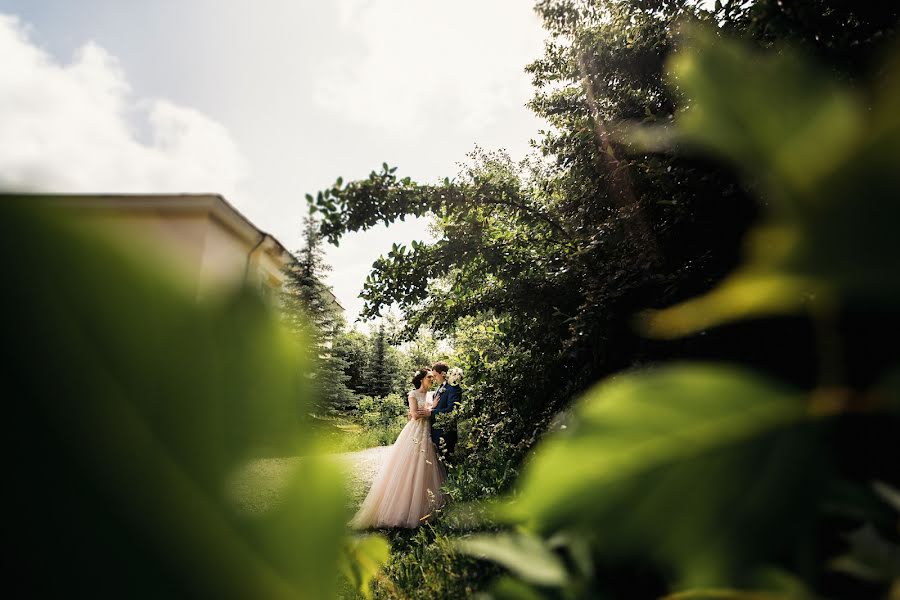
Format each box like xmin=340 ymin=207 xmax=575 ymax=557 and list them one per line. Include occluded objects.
xmin=371 ymin=526 xmax=498 ymax=600
xmin=357 ymin=393 xmax=408 ymax=446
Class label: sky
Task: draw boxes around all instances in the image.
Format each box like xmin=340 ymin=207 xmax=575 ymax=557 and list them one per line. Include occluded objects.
xmin=0 ymin=0 xmax=548 ymax=321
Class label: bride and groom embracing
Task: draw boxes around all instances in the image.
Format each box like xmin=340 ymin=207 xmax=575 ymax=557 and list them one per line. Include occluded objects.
xmin=350 ymin=362 xmax=462 ymax=529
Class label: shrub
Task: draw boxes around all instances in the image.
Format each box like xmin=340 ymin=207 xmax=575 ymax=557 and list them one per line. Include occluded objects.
xmin=357 ymin=393 xmax=408 ymax=446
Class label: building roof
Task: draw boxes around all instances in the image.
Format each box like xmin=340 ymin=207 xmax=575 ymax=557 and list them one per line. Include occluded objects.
xmin=44 ymin=193 xmax=289 ymax=257
xmin=38 ymin=193 xmax=345 ymax=312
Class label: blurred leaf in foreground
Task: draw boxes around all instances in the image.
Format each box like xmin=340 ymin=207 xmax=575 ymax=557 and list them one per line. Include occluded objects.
xmin=504 ymin=364 xmax=832 ymax=588
xmin=634 ymin=25 xmax=900 ymax=338
xmin=340 ymin=534 xmax=391 ymax=599
xmin=1 ymin=196 xmax=358 ymax=598
xmin=454 ymin=530 xmax=568 ymax=587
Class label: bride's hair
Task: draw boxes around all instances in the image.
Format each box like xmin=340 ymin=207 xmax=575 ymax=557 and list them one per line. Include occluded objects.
xmin=412 ymin=367 xmax=430 ymax=389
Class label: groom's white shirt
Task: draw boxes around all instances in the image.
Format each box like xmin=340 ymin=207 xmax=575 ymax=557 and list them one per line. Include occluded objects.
xmin=433 ymin=382 xmax=446 ymax=405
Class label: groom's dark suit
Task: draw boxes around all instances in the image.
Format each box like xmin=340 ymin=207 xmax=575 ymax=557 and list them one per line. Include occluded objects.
xmin=429 ymin=381 xmax=461 ymax=457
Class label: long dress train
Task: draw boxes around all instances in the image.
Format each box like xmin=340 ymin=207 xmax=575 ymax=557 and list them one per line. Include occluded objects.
xmin=350 ymin=389 xmax=447 ymax=529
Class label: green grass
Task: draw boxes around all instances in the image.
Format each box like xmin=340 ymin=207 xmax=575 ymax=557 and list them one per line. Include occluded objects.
xmin=311 ymin=413 xmax=403 ymax=454
xmin=228 ymin=413 xmax=398 ymax=513
xmin=229 ymin=415 xmax=453 ymax=599
xmin=225 ymin=423 xmax=376 ymax=600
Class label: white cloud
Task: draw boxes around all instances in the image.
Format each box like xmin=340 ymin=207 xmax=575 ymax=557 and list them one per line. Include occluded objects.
xmin=313 ymin=0 xmax=544 ymax=135
xmin=0 ymin=14 xmax=248 ymax=196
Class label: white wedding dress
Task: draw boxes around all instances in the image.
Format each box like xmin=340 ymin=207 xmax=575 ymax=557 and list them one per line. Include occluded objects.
xmin=350 ymin=389 xmax=447 ymax=529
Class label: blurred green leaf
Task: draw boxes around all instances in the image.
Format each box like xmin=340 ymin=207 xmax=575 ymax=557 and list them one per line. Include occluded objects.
xmin=2 ymin=197 xmax=353 ymax=597
xmin=639 ymin=269 xmax=821 ymax=339
xmin=667 ymin=24 xmax=864 ymax=196
xmin=664 ymin=567 xmax=815 ymax=599
xmin=454 ymin=530 xmax=568 ymax=587
xmin=873 ymin=481 xmax=900 ymax=513
xmin=483 ymin=575 xmax=545 ymax=600
xmin=339 ymin=534 xmax=391 ymax=599
xmin=546 ymin=531 xmax=593 ymax=580
xmin=874 ymin=367 xmax=900 ymax=415
xmin=830 ymin=524 xmax=900 ymax=583
xmin=505 ymin=364 xmax=830 ymax=586
xmin=635 ymin=25 xmax=900 ymax=336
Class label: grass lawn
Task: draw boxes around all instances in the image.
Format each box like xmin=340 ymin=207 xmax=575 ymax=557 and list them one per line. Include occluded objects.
xmin=311 ymin=413 xmax=396 ymax=454
xmin=224 ymin=416 xmax=396 ymax=599
xmin=227 ymin=415 xmax=393 ymax=514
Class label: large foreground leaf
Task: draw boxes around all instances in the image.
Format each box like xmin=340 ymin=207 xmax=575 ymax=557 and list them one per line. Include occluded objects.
xmin=506 ymin=364 xmax=831 ymax=586
xmin=340 ymin=535 xmax=392 ymax=599
xmin=634 ymin=26 xmax=900 ymax=336
xmin=454 ymin=530 xmax=568 ymax=587
xmin=2 ymin=197 xmax=358 ymax=598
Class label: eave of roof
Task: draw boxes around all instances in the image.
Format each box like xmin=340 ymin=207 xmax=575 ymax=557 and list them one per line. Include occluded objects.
xmin=26 ymin=192 xmax=295 ymax=261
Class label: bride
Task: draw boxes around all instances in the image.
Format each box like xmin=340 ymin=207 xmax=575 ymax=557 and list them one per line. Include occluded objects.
xmin=350 ymin=367 xmax=447 ymax=529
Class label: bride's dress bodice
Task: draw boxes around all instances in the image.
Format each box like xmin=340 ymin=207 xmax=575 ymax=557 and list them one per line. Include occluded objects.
xmin=411 ymin=389 xmax=432 ymax=410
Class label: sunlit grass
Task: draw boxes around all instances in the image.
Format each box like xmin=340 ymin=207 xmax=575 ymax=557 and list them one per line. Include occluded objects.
xmin=226 ymin=414 xmax=396 ymax=515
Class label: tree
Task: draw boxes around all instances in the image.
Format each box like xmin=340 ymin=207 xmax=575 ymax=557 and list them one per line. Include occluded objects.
xmin=307 ymin=0 xmax=760 ymax=431
xmin=282 ymin=212 xmax=353 ymax=411
xmin=307 ymin=2 xmax=900 ymax=597
xmin=393 ymin=327 xmax=446 ymax=397
xmin=359 ymin=323 xmax=400 ymax=398
xmin=453 ymin=23 xmax=900 ymax=598
xmin=308 ymin=0 xmax=900 ymax=425
xmin=332 ymin=329 xmax=370 ymax=395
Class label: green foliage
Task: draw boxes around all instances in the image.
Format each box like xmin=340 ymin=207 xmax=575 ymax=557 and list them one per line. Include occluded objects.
xmin=302 ymin=1 xmax=900 ymax=597
xmin=638 ymin=23 xmax=900 ymax=337
xmin=2 ymin=197 xmax=388 ymax=597
xmin=720 ymin=0 xmax=900 ymax=78
xmin=357 ymin=393 xmax=407 ymax=429
xmin=282 ymin=213 xmax=354 ymax=411
xmin=403 ymin=329 xmax=441 ymax=367
xmin=831 ymin=502 xmax=900 ymax=585
xmin=487 ymin=364 xmax=831 ymax=591
xmin=369 ymin=526 xmax=498 ymax=600
xmin=448 ymin=23 xmax=900 ymax=600
xmin=394 ymin=327 xmax=447 ymax=396
xmin=333 ymin=322 xmax=436 ymax=419
xmin=437 ymin=313 xmax=550 ymax=501
xmin=340 ymin=535 xmax=392 ymax=599
xmin=307 ymin=0 xmax=765 ymax=470
xmin=357 ymin=393 xmax=408 ymax=445
xmin=308 ymin=414 xmax=383 ymax=454
xmin=360 ymin=324 xmax=403 ymax=398
xmin=333 ymin=329 xmax=371 ymax=394
xmin=455 ymin=531 xmax=569 ymax=587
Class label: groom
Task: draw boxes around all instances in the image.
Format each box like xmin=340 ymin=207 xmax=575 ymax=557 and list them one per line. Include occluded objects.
xmin=423 ymin=361 xmax=460 ymax=459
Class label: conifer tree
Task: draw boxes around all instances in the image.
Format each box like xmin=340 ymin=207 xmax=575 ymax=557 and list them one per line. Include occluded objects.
xmin=282 ymin=212 xmax=353 ymax=411
xmin=361 ymin=323 xmax=402 ymax=398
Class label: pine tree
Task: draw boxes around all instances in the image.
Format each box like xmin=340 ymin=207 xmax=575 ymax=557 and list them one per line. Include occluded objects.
xmin=361 ymin=324 xmax=397 ymax=397
xmin=332 ymin=330 xmax=370 ymax=395
xmin=282 ymin=213 xmax=353 ymax=411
